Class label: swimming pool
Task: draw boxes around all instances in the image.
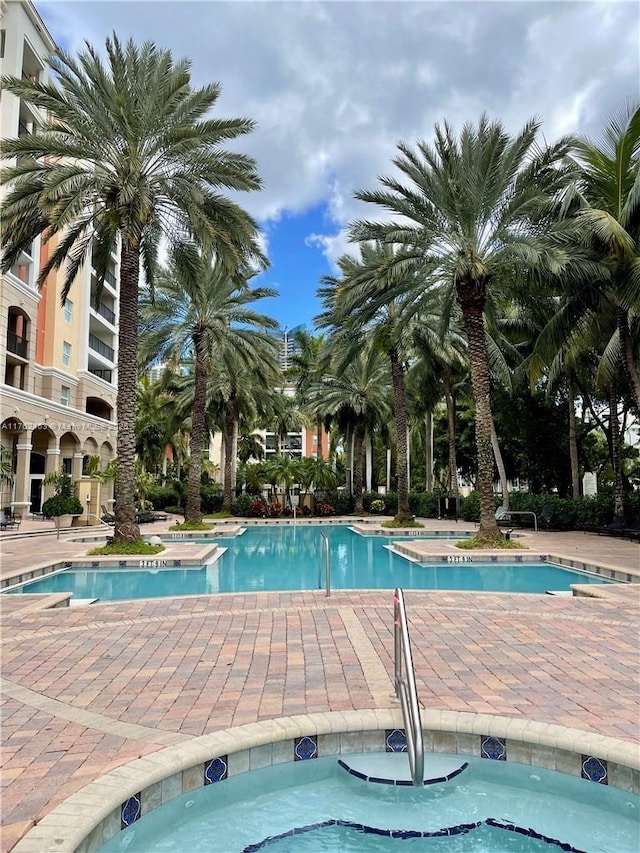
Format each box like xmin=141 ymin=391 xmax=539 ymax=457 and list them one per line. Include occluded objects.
xmin=6 ymin=525 xmax=610 ymax=599
xmin=97 ymin=754 xmax=639 ymax=852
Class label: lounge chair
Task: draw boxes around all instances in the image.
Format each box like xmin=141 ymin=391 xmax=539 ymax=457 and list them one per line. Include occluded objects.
xmin=0 ymin=511 xmax=21 ymax=531
xmin=101 ymin=505 xmax=115 ymax=524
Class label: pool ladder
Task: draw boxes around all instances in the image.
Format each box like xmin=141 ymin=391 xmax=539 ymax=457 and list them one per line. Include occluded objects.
xmin=318 ymin=531 xmax=331 ymax=597
xmin=393 ymin=588 xmax=424 ymax=786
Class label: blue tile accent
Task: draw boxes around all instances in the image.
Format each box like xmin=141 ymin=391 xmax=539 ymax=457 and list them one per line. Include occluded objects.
xmin=337 ymin=758 xmax=469 ymax=786
xmin=515 ymin=555 xmax=523 ymax=563
xmin=481 ymin=735 xmax=506 ymax=760
xmin=242 ymin=816 xmax=586 ymax=852
xmin=294 ymin=735 xmax=317 ymax=760
xmin=174 ymin=559 xmax=182 ymax=567
xmin=119 ymin=560 xmax=126 ymax=567
xmin=581 ymin=755 xmax=607 ymax=784
xmin=120 ymin=793 xmax=141 ymax=828
xmin=490 ymin=555 xmax=498 ymax=563
xmin=204 ymin=755 xmax=228 ymax=784
xmin=385 ymin=728 xmax=407 ymax=752
xmin=91 ymin=560 xmax=99 ymax=567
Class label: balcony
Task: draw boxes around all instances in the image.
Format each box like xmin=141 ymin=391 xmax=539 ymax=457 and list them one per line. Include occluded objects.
xmin=6 ymin=331 xmax=28 ymax=359
xmin=105 ymin=269 xmax=117 ymax=288
xmin=89 ymin=368 xmax=113 ymax=383
xmin=88 ymin=333 xmax=114 ymax=362
xmin=91 ymin=299 xmax=116 ymax=325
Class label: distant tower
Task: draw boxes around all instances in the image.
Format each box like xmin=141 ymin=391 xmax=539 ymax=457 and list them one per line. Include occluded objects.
xmin=277 ymin=324 xmax=305 ymax=371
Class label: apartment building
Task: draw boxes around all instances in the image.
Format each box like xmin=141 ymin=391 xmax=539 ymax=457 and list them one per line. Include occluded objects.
xmin=0 ymin=0 xmax=117 ymax=519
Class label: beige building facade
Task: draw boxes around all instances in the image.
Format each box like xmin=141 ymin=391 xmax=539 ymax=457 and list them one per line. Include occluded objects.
xmin=1 ymin=0 xmax=117 ymax=520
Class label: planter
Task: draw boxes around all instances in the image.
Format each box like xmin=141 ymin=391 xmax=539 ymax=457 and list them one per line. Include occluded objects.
xmin=56 ymin=514 xmax=75 ymax=529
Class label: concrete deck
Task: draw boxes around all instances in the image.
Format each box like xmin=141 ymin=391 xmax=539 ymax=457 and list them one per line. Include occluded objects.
xmin=1 ymin=518 xmax=638 ymax=851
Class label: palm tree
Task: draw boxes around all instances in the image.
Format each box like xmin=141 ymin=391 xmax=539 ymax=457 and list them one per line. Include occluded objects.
xmin=264 ymin=455 xmax=301 ymax=509
xmin=310 ymin=344 xmax=390 ymax=513
xmin=318 ymin=243 xmax=416 ymax=522
xmin=352 ymin=115 xmax=573 ymax=537
xmin=290 ymin=330 xmax=326 ymax=457
xmin=141 ymin=247 xmax=279 ymax=522
xmin=1 ymin=36 xmax=265 ymax=542
xmin=570 ymin=104 xmax=640 ymax=412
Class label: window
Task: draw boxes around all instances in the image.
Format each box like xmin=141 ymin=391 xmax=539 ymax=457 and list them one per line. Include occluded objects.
xmin=62 ymin=457 xmax=72 ymax=475
xmin=62 ymin=341 xmax=71 ymax=367
xmin=0 ymin=31 xmax=6 ymax=60
xmin=63 ymin=299 xmax=73 ymax=323
xmin=61 ymin=385 xmax=70 ymax=406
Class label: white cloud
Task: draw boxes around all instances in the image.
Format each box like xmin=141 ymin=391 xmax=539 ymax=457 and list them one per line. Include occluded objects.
xmin=37 ymin=0 xmax=640 ymax=244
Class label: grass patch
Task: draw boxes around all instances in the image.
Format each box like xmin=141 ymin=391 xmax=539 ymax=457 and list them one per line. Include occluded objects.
xmin=382 ymin=519 xmax=424 ymax=529
xmin=205 ymin=511 xmax=232 ymax=519
xmin=169 ymin=521 xmax=213 ymax=531
xmin=88 ymin=541 xmax=165 ymax=556
xmin=456 ymin=535 xmax=524 ymax=550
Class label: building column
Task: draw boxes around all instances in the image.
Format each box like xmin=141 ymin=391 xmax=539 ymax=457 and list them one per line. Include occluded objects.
xmin=12 ymin=442 xmax=32 ymax=512
xmin=44 ymin=448 xmax=61 ymax=500
xmin=72 ymin=452 xmax=84 ymax=485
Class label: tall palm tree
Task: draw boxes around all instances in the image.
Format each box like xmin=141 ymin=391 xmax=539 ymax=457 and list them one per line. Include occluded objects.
xmin=570 ymin=104 xmax=640 ymax=412
xmin=290 ymin=330 xmax=326 ymax=457
xmin=318 ymin=243 xmax=416 ymax=522
xmin=352 ymin=115 xmax=573 ymax=537
xmin=1 ymin=36 xmax=265 ymax=542
xmin=310 ymin=343 xmax=390 ymax=513
xmin=141 ymin=247 xmax=279 ymax=522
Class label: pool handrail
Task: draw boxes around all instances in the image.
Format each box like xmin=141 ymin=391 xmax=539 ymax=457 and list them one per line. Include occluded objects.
xmin=319 ymin=530 xmax=331 ymax=597
xmin=393 ymin=588 xmax=424 ymax=786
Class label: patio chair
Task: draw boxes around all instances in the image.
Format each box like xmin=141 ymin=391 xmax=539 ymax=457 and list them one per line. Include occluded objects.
xmin=101 ymin=505 xmax=115 ymax=524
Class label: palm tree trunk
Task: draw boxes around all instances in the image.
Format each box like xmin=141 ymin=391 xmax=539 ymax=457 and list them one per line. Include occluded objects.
xmin=459 ymin=295 xmax=499 ymax=537
xmin=231 ymin=419 xmax=239 ymax=497
xmin=184 ymin=338 xmax=206 ymax=523
xmin=609 ymin=385 xmax=625 ymax=519
xmin=316 ymin=417 xmax=323 ymax=459
xmin=345 ymin=425 xmax=353 ymax=493
xmin=425 ymin=412 xmax=434 ymax=493
xmin=443 ymin=375 xmax=459 ymax=498
xmin=491 ymin=418 xmax=509 ymax=511
xmin=567 ymin=372 xmax=580 ymax=498
xmin=353 ymin=420 xmax=365 ymax=513
xmin=222 ymin=400 xmax=235 ymax=513
xmin=390 ymin=346 xmax=412 ymax=521
xmin=114 ymin=242 xmax=141 ymax=543
xmin=618 ymin=309 xmax=640 ymax=413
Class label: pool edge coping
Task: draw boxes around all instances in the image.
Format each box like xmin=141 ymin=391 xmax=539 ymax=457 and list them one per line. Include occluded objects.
xmin=10 ymin=709 xmax=640 ymax=853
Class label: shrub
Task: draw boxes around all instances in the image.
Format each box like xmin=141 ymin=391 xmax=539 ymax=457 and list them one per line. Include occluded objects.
xmin=266 ymin=501 xmax=282 ymax=518
xmin=409 ymin=492 xmax=438 ymax=518
xmin=42 ymin=493 xmax=83 ymax=517
xmin=370 ymin=499 xmax=386 ymax=513
xmin=147 ymin=484 xmax=182 ymax=511
xmin=324 ymin=490 xmax=354 ymax=515
xmin=200 ymin=485 xmax=223 ymax=514
xmin=460 ymin=491 xmax=481 ymax=522
xmin=231 ymin=494 xmax=253 ymax=516
xmin=315 ymin=501 xmax=335 ymax=516
xmin=164 ymin=505 xmax=183 ymax=515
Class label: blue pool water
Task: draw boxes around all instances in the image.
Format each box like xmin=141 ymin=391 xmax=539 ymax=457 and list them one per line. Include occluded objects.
xmin=7 ymin=526 xmax=610 ymax=600
xmin=98 ymin=754 xmax=639 ymax=852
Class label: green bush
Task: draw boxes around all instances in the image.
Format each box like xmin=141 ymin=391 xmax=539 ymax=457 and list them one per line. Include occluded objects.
xmin=200 ymin=485 xmax=223 ymax=514
xmin=324 ymin=490 xmax=355 ymax=515
xmin=460 ymin=491 xmax=481 ymax=521
xmin=409 ymin=492 xmax=438 ymax=518
xmin=42 ymin=493 xmax=83 ymax=517
xmin=231 ymin=494 xmax=253 ymax=516
xmin=370 ymin=499 xmax=386 ymax=513
xmin=147 ymin=484 xmax=182 ymax=511
xmin=164 ymin=505 xmax=183 ymax=515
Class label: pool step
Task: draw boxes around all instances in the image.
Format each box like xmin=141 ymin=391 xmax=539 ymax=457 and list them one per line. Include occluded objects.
xmin=338 ymin=753 xmax=468 ymax=786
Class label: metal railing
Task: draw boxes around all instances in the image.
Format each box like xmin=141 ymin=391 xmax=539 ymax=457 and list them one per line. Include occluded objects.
xmin=88 ymin=333 xmax=114 ymax=361
xmin=393 ymin=588 xmax=424 ymax=786
xmin=495 ymin=506 xmax=538 ymax=532
xmin=318 ymin=530 xmax=330 ymax=597
xmin=92 ymin=299 xmax=116 ymax=325
xmin=89 ymin=368 xmax=113 ymax=383
xmin=6 ymin=331 xmax=28 ymax=358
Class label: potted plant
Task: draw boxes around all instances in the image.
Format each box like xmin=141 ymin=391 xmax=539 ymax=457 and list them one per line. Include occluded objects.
xmin=42 ymin=472 xmax=83 ymax=528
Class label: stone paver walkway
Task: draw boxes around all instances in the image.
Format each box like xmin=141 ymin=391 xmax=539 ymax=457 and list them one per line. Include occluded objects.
xmin=0 ymin=521 xmax=638 ymax=851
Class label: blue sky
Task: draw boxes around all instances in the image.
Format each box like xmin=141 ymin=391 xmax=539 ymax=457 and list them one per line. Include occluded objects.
xmin=36 ymin=1 xmax=639 ymax=333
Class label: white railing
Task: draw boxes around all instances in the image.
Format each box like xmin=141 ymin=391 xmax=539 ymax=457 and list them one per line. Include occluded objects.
xmin=393 ymin=588 xmax=424 ymax=786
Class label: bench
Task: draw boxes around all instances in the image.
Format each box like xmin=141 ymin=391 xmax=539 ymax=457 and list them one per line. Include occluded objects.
xmin=495 ymin=506 xmax=538 ymax=532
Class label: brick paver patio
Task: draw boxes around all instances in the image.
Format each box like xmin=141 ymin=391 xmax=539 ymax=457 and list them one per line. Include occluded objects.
xmin=1 ymin=521 xmax=638 ymax=851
